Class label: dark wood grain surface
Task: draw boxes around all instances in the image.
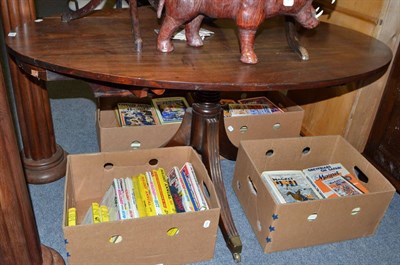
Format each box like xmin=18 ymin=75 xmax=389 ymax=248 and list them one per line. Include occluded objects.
xmin=6 ymin=6 xmax=391 ymax=91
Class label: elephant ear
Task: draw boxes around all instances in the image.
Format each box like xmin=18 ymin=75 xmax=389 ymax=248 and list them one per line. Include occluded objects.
xmin=147 ymin=0 xmax=160 ymax=10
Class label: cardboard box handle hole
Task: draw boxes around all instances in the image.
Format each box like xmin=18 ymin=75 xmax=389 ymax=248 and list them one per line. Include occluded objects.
xmin=167 ymin=227 xmax=179 ymax=236
xmin=272 ymin=123 xmax=281 ymax=130
xmin=109 ymin=235 xmax=123 ymax=244
xmin=103 ymin=163 xmax=114 ymax=170
xmin=148 ymin=159 xmax=159 ymax=166
xmin=257 ymin=220 xmax=262 ymax=231
xmin=351 ymin=207 xmax=361 ymax=215
xmin=130 ymin=140 xmax=141 ymax=149
xmin=239 ymin=126 xmax=248 ymax=133
xmin=247 ymin=176 xmax=257 ymax=195
xmin=302 ymin=147 xmax=311 ymax=155
xmin=202 ymin=181 xmax=211 ymax=198
xmin=265 ymin=149 xmax=274 ymax=157
xmin=353 ymin=166 xmax=369 ymax=183
xmin=236 ymin=180 xmax=241 ymax=190
xmin=307 ymin=213 xmax=318 ymax=222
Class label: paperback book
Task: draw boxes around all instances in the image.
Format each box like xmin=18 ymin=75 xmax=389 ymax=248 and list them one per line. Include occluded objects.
xmin=116 ymin=102 xmax=159 ymax=126
xmin=151 ymin=97 xmax=189 ymax=124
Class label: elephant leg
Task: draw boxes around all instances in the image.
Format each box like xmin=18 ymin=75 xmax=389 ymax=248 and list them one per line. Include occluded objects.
xmin=157 ymin=16 xmax=183 ymax=52
xmin=236 ymin=0 xmax=264 ymax=64
xmin=238 ymin=29 xmax=258 ymax=64
xmin=128 ymin=0 xmax=142 ymax=52
xmin=185 ymin=15 xmax=205 ymax=47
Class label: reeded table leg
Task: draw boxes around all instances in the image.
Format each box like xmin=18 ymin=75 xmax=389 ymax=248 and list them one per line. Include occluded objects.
xmin=166 ymin=102 xmax=242 ymax=262
xmin=0 ymin=56 xmax=64 ymax=265
xmin=1 ymin=0 xmax=67 ymax=184
xmin=9 ymin=64 xmax=68 ymax=184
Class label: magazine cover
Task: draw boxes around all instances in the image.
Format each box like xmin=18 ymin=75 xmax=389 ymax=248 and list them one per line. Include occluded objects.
xmin=117 ymin=103 xmax=159 ymax=126
xmin=261 ymin=170 xmax=323 ymax=204
xmin=303 ymin=163 xmax=368 ymax=198
xmin=152 ymin=97 xmax=189 ymax=124
xmin=322 ymin=176 xmax=363 ymax=197
xmin=228 ymin=103 xmax=282 ymax=117
xmin=237 ymin=96 xmax=283 ymax=113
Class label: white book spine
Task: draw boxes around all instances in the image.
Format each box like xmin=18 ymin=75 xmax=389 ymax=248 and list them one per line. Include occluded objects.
xmin=145 ymin=171 xmax=163 ymax=215
xmin=184 ymin=162 xmax=209 ymax=210
xmin=168 ymin=167 xmax=194 ymax=212
xmin=124 ymin=177 xmax=140 ymax=218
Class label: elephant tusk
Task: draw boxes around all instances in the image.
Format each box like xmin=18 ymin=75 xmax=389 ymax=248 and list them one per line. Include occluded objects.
xmin=331 ymin=0 xmax=336 ymax=4
xmin=316 ymin=7 xmax=320 ymax=12
xmin=316 ymin=9 xmax=324 ymax=18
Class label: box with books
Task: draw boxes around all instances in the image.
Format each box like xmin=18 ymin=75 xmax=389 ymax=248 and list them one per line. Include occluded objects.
xmin=220 ymin=91 xmax=304 ymax=148
xmin=63 ymin=146 xmax=220 ymax=265
xmin=96 ymin=92 xmax=191 ymax=151
xmin=232 ymin=135 xmax=395 ymax=253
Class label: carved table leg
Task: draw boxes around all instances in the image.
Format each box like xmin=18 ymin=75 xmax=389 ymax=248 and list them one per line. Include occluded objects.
xmin=285 ymin=16 xmax=309 ymax=61
xmin=1 ymin=0 xmax=68 ymax=184
xmin=1 ymin=55 xmax=64 ymax=265
xmin=61 ymin=0 xmax=105 ymax=22
xmin=191 ymin=103 xmax=242 ymax=262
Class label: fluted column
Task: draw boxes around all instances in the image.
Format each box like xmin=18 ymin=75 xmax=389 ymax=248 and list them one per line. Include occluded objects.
xmin=0 ymin=51 xmax=64 ymax=264
xmin=0 ymin=0 xmax=67 ymax=184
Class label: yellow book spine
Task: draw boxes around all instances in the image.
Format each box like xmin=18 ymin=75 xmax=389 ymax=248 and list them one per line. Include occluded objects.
xmin=132 ymin=176 xmax=147 ymax=217
xmin=152 ymin=169 xmax=169 ymax=214
xmin=158 ymin=168 xmax=177 ymax=214
xmin=100 ymin=205 xmax=109 ymax=222
xmin=67 ymin=207 xmax=77 ymax=226
xmin=91 ymin=202 xmax=101 ymax=224
xmin=138 ymin=174 xmax=156 ymax=217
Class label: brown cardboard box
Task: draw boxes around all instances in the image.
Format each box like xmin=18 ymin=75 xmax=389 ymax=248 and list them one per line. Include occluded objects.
xmin=232 ymin=135 xmax=395 ymax=253
xmin=97 ymin=91 xmax=303 ymax=151
xmin=97 ymin=97 xmax=182 ymax=151
xmin=63 ymin=146 xmax=220 ymax=265
xmin=223 ymin=91 xmax=304 ymax=147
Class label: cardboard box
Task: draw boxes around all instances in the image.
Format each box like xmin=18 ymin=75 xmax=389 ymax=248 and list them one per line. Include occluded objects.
xmin=232 ymin=135 xmax=395 ymax=253
xmin=63 ymin=146 xmax=220 ymax=265
xmin=97 ymin=97 xmax=182 ymax=151
xmin=223 ymin=91 xmax=304 ymax=147
xmin=97 ymin=91 xmax=303 ymax=151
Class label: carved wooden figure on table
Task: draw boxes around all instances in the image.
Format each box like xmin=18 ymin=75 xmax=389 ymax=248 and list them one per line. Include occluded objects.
xmin=156 ymin=0 xmax=323 ymax=64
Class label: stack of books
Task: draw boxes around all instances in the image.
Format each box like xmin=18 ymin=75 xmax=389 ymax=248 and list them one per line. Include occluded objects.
xmin=68 ymin=162 xmax=209 ymax=226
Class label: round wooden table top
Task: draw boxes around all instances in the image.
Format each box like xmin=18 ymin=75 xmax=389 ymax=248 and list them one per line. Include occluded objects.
xmin=6 ymin=7 xmax=392 ymax=92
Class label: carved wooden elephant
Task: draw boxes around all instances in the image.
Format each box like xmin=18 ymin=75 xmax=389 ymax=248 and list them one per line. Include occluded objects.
xmin=156 ymin=0 xmax=320 ymax=64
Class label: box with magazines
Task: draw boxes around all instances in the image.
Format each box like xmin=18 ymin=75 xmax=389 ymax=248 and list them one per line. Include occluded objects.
xmin=233 ymin=135 xmax=395 ymax=253
xmin=63 ymin=146 xmax=220 ymax=265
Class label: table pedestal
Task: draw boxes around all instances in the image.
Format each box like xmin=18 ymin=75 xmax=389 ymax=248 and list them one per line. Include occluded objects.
xmin=0 ymin=50 xmax=64 ymax=265
xmin=166 ymin=98 xmax=242 ymax=262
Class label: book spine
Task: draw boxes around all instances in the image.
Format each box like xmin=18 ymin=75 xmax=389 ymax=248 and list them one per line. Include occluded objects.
xmin=152 ymin=169 xmax=170 ymax=215
xmin=114 ymin=179 xmax=129 ymax=220
xmin=91 ymin=202 xmax=101 ymax=224
xmin=146 ymin=171 xmax=163 ymax=215
xmin=184 ymin=162 xmax=209 ymax=210
xmin=167 ymin=166 xmax=193 ymax=212
xmin=138 ymin=174 xmax=156 ymax=216
xmin=158 ymin=168 xmax=177 ymax=214
xmin=132 ymin=176 xmax=147 ymax=217
xmin=100 ymin=205 xmax=110 ymax=222
xmin=180 ymin=165 xmax=199 ymax=211
xmin=124 ymin=178 xmax=140 ymax=218
xmin=67 ymin=207 xmax=77 ymax=226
